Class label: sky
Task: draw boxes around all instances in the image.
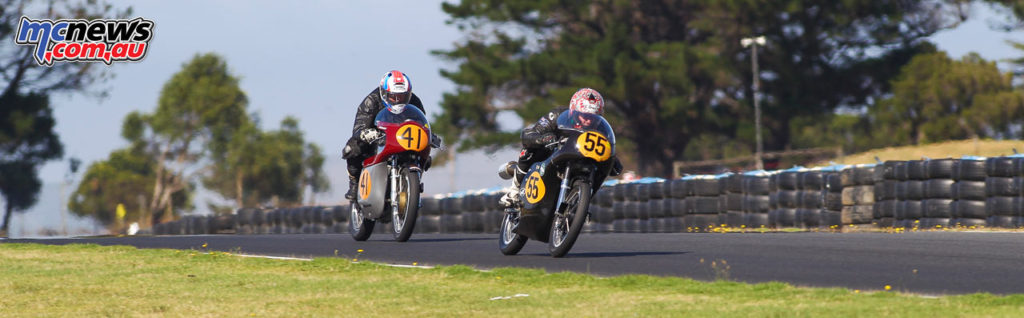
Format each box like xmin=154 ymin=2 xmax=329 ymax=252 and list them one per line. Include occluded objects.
xmin=7 ymin=1 xmax=1024 ymax=237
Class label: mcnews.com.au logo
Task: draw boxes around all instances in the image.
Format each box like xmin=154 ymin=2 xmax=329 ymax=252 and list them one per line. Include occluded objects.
xmin=14 ymin=16 xmax=154 ymax=66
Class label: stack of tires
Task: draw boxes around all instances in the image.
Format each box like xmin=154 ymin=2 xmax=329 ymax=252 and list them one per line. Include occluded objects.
xmin=616 ymin=183 xmax=639 ymax=232
xmin=741 ymin=171 xmax=772 ymax=228
xmin=890 ymin=161 xmax=920 ymax=229
xmin=720 ymin=173 xmax=744 ymax=228
xmin=840 ymin=164 xmax=876 ymax=228
xmin=330 ymin=205 xmax=350 ymax=234
xmin=485 ymin=192 xmax=505 ymax=234
xmin=631 ymin=182 xmax=651 ymax=233
xmin=933 ymin=158 xmax=978 ymax=228
xmin=952 ymin=158 xmax=988 ymax=228
xmin=646 ymin=181 xmax=670 ymax=232
xmin=589 ymin=184 xmax=616 ymax=233
xmin=986 ymin=156 xmax=1024 ymax=228
xmin=611 ymin=183 xmax=628 ymax=232
xmin=416 ymin=196 xmax=442 ymax=234
xmin=795 ymin=169 xmax=834 ymax=229
xmin=460 ymin=193 xmax=486 ymax=233
xmin=683 ymin=176 xmax=723 ymax=232
xmin=667 ymin=179 xmax=688 ymax=231
xmin=770 ymin=169 xmax=800 ymax=228
xmin=235 ymin=208 xmax=255 ymax=234
xmin=876 ymin=161 xmax=908 ymax=228
xmin=919 ymin=160 xmax=955 ymax=229
xmin=440 ymin=196 xmax=463 ymax=233
xmin=318 ymin=206 xmax=334 ymax=233
xmin=822 ymin=171 xmax=844 ymax=228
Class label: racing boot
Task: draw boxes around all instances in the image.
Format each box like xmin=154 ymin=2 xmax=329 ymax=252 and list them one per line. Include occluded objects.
xmin=345 ymin=175 xmax=358 ymax=201
xmin=499 ymin=162 xmax=527 ymax=207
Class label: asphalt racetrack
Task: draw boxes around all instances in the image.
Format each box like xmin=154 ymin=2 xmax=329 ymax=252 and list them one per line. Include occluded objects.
xmin=7 ymin=231 xmax=1024 ymax=295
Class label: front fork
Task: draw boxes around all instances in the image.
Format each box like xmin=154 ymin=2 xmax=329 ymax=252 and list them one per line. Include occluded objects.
xmin=388 ymin=157 xmax=401 ymax=220
xmin=388 ymin=157 xmax=423 ymax=218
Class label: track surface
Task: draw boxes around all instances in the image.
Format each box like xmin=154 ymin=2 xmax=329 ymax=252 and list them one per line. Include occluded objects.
xmin=7 ymin=232 xmax=1024 ymax=295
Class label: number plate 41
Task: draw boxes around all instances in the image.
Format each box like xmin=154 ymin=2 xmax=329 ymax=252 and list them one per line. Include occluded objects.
xmin=397 ymin=124 xmax=428 ymax=151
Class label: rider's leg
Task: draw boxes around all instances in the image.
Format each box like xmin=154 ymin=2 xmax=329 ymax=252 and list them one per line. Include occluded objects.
xmin=345 ymin=158 xmax=362 ymax=201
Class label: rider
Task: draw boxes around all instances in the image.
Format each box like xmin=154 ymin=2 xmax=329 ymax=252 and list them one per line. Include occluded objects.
xmin=343 ymin=70 xmax=426 ymax=201
xmin=498 ymin=87 xmax=623 ymax=206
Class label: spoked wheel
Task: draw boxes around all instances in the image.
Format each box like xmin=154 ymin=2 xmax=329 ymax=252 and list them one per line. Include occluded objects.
xmin=349 ymin=201 xmax=375 ymax=241
xmin=548 ymin=180 xmax=591 ymax=257
xmin=499 ymin=208 xmax=527 ymax=255
xmin=391 ymin=170 xmax=420 ymax=242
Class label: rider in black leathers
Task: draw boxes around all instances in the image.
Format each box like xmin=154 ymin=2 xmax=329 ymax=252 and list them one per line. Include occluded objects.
xmin=500 ymin=88 xmax=623 ymax=206
xmin=343 ymin=70 xmax=426 ymax=201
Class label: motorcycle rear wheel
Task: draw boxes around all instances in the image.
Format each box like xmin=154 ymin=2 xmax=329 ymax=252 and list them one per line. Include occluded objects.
xmin=548 ymin=180 xmax=591 ymax=257
xmin=499 ymin=208 xmax=527 ymax=255
xmin=350 ymin=201 xmax=375 ymax=241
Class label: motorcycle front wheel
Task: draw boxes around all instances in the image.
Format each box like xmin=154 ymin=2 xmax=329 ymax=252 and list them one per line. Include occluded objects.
xmin=548 ymin=180 xmax=591 ymax=257
xmin=391 ymin=169 xmax=420 ymax=242
xmin=498 ymin=208 xmax=527 ymax=255
xmin=349 ymin=201 xmax=375 ymax=241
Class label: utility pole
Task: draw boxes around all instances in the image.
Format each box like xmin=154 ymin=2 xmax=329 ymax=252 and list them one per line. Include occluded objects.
xmin=741 ymin=36 xmax=766 ymax=170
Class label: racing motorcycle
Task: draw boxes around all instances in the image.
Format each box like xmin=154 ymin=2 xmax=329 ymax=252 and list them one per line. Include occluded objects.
xmin=499 ymin=110 xmax=616 ymax=257
xmin=350 ymin=104 xmax=438 ymax=242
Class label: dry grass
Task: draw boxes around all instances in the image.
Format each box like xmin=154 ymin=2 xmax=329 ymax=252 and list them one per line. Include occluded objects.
xmin=814 ymin=139 xmax=1024 ymax=166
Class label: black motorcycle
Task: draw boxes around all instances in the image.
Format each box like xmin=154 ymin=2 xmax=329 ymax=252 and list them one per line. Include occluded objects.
xmin=499 ymin=110 xmax=616 ymax=257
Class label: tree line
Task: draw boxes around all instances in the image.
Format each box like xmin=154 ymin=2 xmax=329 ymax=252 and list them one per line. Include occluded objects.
xmin=431 ymin=0 xmax=1024 ymax=176
xmin=0 ymin=1 xmax=328 ymax=234
xmin=68 ymin=53 xmax=329 ymax=228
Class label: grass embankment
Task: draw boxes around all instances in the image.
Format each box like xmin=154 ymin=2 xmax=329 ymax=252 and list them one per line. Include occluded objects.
xmin=818 ymin=139 xmax=1024 ymax=166
xmin=2 ymin=243 xmax=1024 ymax=316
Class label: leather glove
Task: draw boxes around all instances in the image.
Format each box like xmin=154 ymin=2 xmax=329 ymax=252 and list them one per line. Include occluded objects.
xmin=359 ymin=128 xmax=383 ymax=144
xmin=429 ymin=133 xmax=443 ymax=148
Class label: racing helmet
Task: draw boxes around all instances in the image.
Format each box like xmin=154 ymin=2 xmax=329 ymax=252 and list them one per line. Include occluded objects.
xmin=569 ymin=88 xmax=604 ymax=115
xmin=379 ymin=70 xmax=412 ymax=107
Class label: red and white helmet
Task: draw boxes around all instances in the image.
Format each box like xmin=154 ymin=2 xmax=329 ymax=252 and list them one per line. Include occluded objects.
xmin=569 ymin=88 xmax=604 ymax=115
xmin=379 ymin=70 xmax=412 ymax=107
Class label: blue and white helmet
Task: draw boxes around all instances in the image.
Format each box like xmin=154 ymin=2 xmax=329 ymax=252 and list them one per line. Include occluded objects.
xmin=379 ymin=70 xmax=412 ymax=107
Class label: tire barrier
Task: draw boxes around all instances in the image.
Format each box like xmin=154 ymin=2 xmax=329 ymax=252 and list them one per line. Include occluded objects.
xmin=150 ymin=155 xmax=1024 ymax=235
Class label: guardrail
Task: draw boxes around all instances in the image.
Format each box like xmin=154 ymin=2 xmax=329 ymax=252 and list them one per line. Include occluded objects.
xmin=152 ymin=155 xmax=1024 ymax=235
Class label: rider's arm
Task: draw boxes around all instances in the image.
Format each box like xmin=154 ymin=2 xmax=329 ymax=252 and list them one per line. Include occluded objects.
xmin=521 ymin=112 xmax=559 ymax=148
xmin=352 ymin=89 xmax=381 ymax=136
xmin=409 ymin=93 xmax=425 ymax=113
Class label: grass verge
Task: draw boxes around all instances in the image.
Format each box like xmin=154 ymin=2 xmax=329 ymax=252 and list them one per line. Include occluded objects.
xmin=816 ymin=139 xmax=1024 ymax=166
xmin=2 ymin=243 xmax=1023 ymax=317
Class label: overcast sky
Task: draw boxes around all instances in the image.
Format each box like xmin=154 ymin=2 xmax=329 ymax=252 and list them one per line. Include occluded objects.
xmin=8 ymin=1 xmax=1024 ymax=237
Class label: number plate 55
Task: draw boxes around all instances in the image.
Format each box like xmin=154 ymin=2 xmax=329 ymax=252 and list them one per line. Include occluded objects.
xmin=576 ymin=131 xmax=611 ymax=162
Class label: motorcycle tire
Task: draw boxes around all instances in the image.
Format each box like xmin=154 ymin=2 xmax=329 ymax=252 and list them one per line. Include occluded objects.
xmin=548 ymin=180 xmax=592 ymax=257
xmin=392 ymin=170 xmax=421 ymax=242
xmin=350 ymin=201 xmax=375 ymax=241
xmin=499 ymin=208 xmax=527 ymax=255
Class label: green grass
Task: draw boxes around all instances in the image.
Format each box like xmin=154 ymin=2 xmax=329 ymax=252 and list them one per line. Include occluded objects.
xmin=2 ymin=243 xmax=1023 ymax=317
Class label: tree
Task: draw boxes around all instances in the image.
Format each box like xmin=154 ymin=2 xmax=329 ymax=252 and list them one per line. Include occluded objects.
xmin=0 ymin=0 xmax=129 ymax=236
xmin=202 ymin=116 xmax=330 ymax=211
xmin=869 ymin=51 xmax=1024 ymax=146
xmin=121 ymin=53 xmax=249 ymax=222
xmin=68 ymin=146 xmax=190 ymax=228
xmin=433 ymin=0 xmax=966 ymax=176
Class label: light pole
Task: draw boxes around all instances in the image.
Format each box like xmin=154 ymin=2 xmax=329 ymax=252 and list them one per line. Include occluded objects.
xmin=741 ymin=35 xmax=766 ymax=170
